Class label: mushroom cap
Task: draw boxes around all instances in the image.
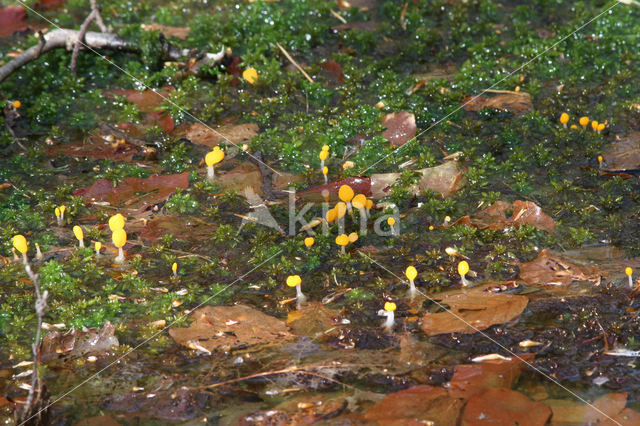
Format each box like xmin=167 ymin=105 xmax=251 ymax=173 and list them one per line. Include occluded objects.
xmin=560 ymin=113 xmax=569 ymax=124
xmin=12 ymin=234 xmax=27 ymax=254
xmin=365 ymin=199 xmax=374 ymax=210
xmin=384 ymin=302 xmax=396 ymax=312
xmin=591 ymin=120 xmax=599 ymax=130
xmin=73 ymin=225 xmax=84 ymax=241
xmin=205 ymin=149 xmax=225 ymax=167
xmin=348 ymin=232 xmax=358 ymax=243
xmin=55 ymin=207 xmax=60 ymax=217
xmin=326 ymin=208 xmax=337 ymax=223
xmin=352 ymin=194 xmax=367 ymax=209
xmin=387 ymin=217 xmax=396 ymax=226
xmin=322 ymin=145 xmax=330 ymax=152
xmin=335 ymin=234 xmax=349 ymax=246
xmin=458 ymin=260 xmax=469 ymax=276
xmin=304 ymin=237 xmax=315 ymax=247
xmin=286 ymin=275 xmax=301 ymax=287
xmin=12 ymin=100 xmax=21 ymax=109
xmin=579 ymin=116 xmax=589 ymax=126
xmin=405 ymin=266 xmax=417 ymax=281
xmin=335 ymin=202 xmax=347 ymax=219
xmin=109 ymin=213 xmax=125 ymax=232
xmin=172 ymin=262 xmax=178 ymax=272
xmin=112 ymin=228 xmax=127 ymax=248
xmin=59 ymin=205 xmax=66 ymax=214
xmin=338 ymin=185 xmax=355 ymax=203
xmin=319 ymin=150 xmax=329 ymax=161
xmin=95 ymin=241 xmax=102 ymax=251
xmin=597 ymin=123 xmax=605 ymax=132
xmin=242 ymin=67 xmax=258 ymax=84
xmin=626 ymin=267 xmax=633 ymax=276
xmin=322 ymin=166 xmax=328 ymax=175
xmin=597 ymin=155 xmax=603 ymax=163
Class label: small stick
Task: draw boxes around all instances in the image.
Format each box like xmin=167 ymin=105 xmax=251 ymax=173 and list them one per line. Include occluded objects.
xmin=275 ymin=42 xmax=314 ymax=83
xmin=71 ymin=9 xmax=98 ymax=74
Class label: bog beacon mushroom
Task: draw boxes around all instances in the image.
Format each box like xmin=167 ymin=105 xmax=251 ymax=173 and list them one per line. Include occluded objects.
xmin=336 ymin=234 xmax=349 ymax=254
xmin=458 ymin=260 xmax=470 ymax=286
xmin=405 ymin=266 xmax=418 ymax=298
xmin=304 ymin=237 xmax=315 ymax=247
xmin=95 ymin=241 xmax=102 ymax=256
xmin=591 ymin=120 xmax=599 ymax=132
xmin=112 ymin=228 xmax=127 ymax=263
xmin=322 ymin=166 xmax=328 ymax=184
xmin=319 ymin=149 xmax=329 ymax=172
xmin=172 ymin=262 xmax=178 ymax=277
xmin=626 ymin=267 xmax=633 ymax=288
xmin=55 ymin=207 xmax=62 ymax=226
xmin=205 ymin=147 xmax=225 ymax=181
xmin=59 ymin=205 xmax=66 ymax=223
xmin=13 ymin=234 xmax=28 ymax=264
xmin=242 ymin=67 xmax=258 ymax=84
xmin=579 ymin=116 xmax=589 ymax=128
xmin=560 ymin=113 xmax=569 ymax=129
xmin=73 ymin=225 xmax=85 ymax=248
xmin=35 ymin=242 xmax=43 ymax=260
xmin=378 ymin=301 xmax=396 ymax=331
xmin=108 ymin=213 xmax=125 ymax=232
xmin=338 ymin=185 xmax=355 ymax=213
xmin=286 ymin=274 xmax=306 ymax=308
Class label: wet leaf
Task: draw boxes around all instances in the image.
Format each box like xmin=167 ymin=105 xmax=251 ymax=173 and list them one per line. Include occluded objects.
xmin=102 ymin=388 xmax=208 ymax=420
xmin=321 ymin=59 xmax=344 ymax=84
xmin=545 ymin=393 xmax=627 ymax=425
xmin=73 ymin=172 xmax=189 ymax=213
xmin=109 ymin=87 xmax=174 ymax=113
xmin=453 ymin=200 xmax=555 ymax=233
xmin=182 ymin=122 xmax=259 ymax=148
xmin=286 ymin=302 xmax=341 ymax=340
xmin=371 ymin=160 xmax=465 ymax=198
xmin=331 ymin=21 xmax=378 ymax=32
xmin=462 ymin=387 xmax=551 ymax=425
xmin=141 ymin=23 xmax=190 ymax=39
xmin=463 ymin=90 xmax=533 ymax=114
xmin=128 ymin=214 xmax=217 ymax=243
xmin=214 ymin=161 xmax=301 ymax=197
xmin=600 ymin=132 xmax=640 ymax=171
xmin=47 ymin=133 xmax=142 ymax=162
xmin=169 ymin=305 xmax=294 ymax=352
xmin=421 ymin=293 xmax=528 ymax=336
xmin=363 ymin=385 xmax=464 ymax=425
xmin=40 ymin=322 xmax=119 ymax=363
xmin=518 ymin=249 xmax=602 ymax=286
xmin=0 ymin=6 xmax=28 ymax=38
xmin=413 ymin=63 xmax=458 ymax=82
xmin=446 ymin=354 xmax=535 ymax=399
xmin=382 ymin=111 xmax=416 ymax=147
xmin=35 ymin=0 xmax=66 ymax=9
xmin=74 ymin=415 xmax=122 ymax=426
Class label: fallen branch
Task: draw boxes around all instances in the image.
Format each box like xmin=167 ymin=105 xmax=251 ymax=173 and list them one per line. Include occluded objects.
xmin=0 ymin=29 xmax=226 ymax=84
xmin=71 ymin=0 xmax=106 ymax=74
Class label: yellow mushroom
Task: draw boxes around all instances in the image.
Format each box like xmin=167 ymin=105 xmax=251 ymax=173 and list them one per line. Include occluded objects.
xmin=59 ymin=205 xmax=66 ymax=223
xmin=626 ymin=267 xmax=633 ymax=289
xmin=112 ymin=229 xmax=127 ymax=263
xmin=242 ymin=67 xmax=258 ymax=84
xmin=591 ymin=120 xmax=599 ymax=132
xmin=73 ymin=225 xmax=85 ymax=248
xmin=597 ymin=123 xmax=605 ymax=133
xmin=597 ymin=155 xmax=604 ymax=169
xmin=338 ymin=185 xmax=355 ymax=213
xmin=458 ymin=260 xmax=470 ymax=287
xmin=304 ymin=237 xmax=315 ymax=247
xmin=205 ymin=148 xmax=225 ymax=181
xmin=352 ymin=194 xmax=368 ymax=219
xmin=579 ymin=116 xmax=589 ymax=127
xmin=95 ymin=241 xmax=102 ymax=256
xmin=379 ymin=301 xmax=396 ymax=331
xmin=286 ymin=274 xmax=306 ymax=308
xmin=319 ymin=149 xmax=329 ymax=172
xmin=322 ymin=166 xmax=328 ymax=184
xmin=570 ymin=124 xmax=578 ymax=130
xmin=326 ymin=208 xmax=338 ymax=223
xmin=322 ymin=145 xmax=330 ymax=152
xmin=12 ymin=234 xmax=28 ymax=264
xmin=405 ymin=266 xmax=418 ymax=298
xmin=13 ymin=100 xmax=21 ymax=109
xmin=336 ymin=234 xmax=349 ymax=254
xmin=108 ymin=213 xmax=125 ymax=232
xmin=335 ymin=202 xmax=347 ymax=220
xmin=560 ymin=113 xmax=569 ymax=129
xmin=348 ymin=232 xmax=358 ymax=243
xmin=55 ymin=207 xmax=62 ymax=226
xmin=35 ymin=242 xmax=43 ymax=260
xmin=172 ymin=262 xmax=178 ymax=277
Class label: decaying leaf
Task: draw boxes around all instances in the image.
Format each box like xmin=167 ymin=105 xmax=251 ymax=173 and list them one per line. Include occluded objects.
xmin=364 ymin=385 xmax=464 ymax=426
xmin=421 ymin=292 xmax=528 ymax=336
xmin=462 ymin=387 xmax=551 ymax=425
xmin=321 ymin=59 xmax=344 ymax=84
xmin=182 ymin=122 xmax=259 ymax=148
xmin=371 ymin=160 xmax=465 ymax=198
xmin=169 ymin=305 xmax=294 ymax=352
xmin=298 ymin=160 xmax=464 ymax=201
xmin=109 ymin=87 xmax=173 ymax=113
xmin=446 ymin=354 xmax=535 ymax=399
xmin=128 ymin=214 xmax=217 ymax=243
xmin=518 ymin=249 xmax=602 ymax=286
xmin=453 ymin=200 xmax=555 ymax=233
xmin=73 ymin=172 xmax=189 ymax=213
xmin=47 ymin=133 xmax=143 ymax=162
xmin=40 ymin=321 xmax=119 ymax=363
xmin=141 ymin=23 xmax=190 ymax=39
xmin=544 ymin=393 xmax=628 ymax=425
xmin=286 ymin=302 xmax=342 ymax=340
xmin=0 ymin=6 xmax=28 ymax=38
xmin=214 ymin=161 xmax=302 ymax=197
xmin=601 ymin=132 xmax=640 ymax=171
xmin=381 ymin=111 xmax=417 ymax=147
xmin=463 ymin=90 xmax=533 ymax=115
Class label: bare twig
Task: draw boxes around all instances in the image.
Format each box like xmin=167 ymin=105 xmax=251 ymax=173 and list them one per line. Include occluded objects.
xmin=275 ymin=42 xmax=314 ymax=83
xmin=70 ymin=9 xmax=98 ymax=74
xmin=90 ymin=0 xmax=108 ymax=33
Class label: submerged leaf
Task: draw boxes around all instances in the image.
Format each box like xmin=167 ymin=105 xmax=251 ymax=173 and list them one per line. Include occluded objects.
xmin=453 ymin=200 xmax=555 ymax=233
xmin=463 ymin=90 xmax=533 ymax=114
xmin=371 ymin=160 xmax=464 ymax=198
xmin=381 ymin=111 xmax=417 ymax=147
xmin=601 ymin=132 xmax=640 ymax=171
xmin=518 ymin=249 xmax=602 ymax=286
xmin=109 ymin=87 xmax=174 ymax=113
xmin=40 ymin=322 xmax=119 ymax=363
xmin=182 ymin=122 xmax=259 ymax=148
xmin=286 ymin=302 xmax=341 ymax=340
xmin=544 ymin=393 xmax=628 ymax=425
xmin=47 ymin=133 xmax=142 ymax=162
xmin=73 ymin=172 xmax=189 ymax=213
xmin=169 ymin=305 xmax=294 ymax=352
xmin=462 ymin=387 xmax=551 ymax=425
xmin=421 ymin=293 xmax=528 ymax=336
xmin=0 ymin=6 xmax=28 ymax=38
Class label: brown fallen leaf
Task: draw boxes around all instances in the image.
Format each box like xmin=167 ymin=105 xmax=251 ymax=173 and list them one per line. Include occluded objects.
xmin=109 ymin=87 xmax=173 ymax=113
xmin=381 ymin=111 xmax=417 ymax=147
xmin=545 ymin=393 xmax=627 ymax=425
xmin=421 ymin=292 xmax=528 ymax=336
xmin=169 ymin=305 xmax=294 ymax=353
xmin=73 ymin=172 xmax=189 ymax=213
xmin=364 ymin=385 xmax=464 ymax=426
xmin=47 ymin=133 xmax=142 ymax=162
xmin=463 ymin=89 xmax=533 ymax=115
xmin=214 ymin=161 xmax=302 ymax=197
xmin=371 ymin=160 xmax=465 ymax=198
xmin=462 ymin=387 xmax=551 ymax=425
xmin=286 ymin=302 xmax=341 ymax=340
xmin=182 ymin=122 xmax=259 ymax=148
xmin=128 ymin=214 xmax=217 ymax=243
xmin=320 ymin=59 xmax=344 ymax=84
xmin=40 ymin=322 xmax=119 ymax=363
xmin=601 ymin=132 xmax=640 ymax=171
xmin=453 ymin=200 xmax=555 ymax=233
xmin=518 ymin=249 xmax=602 ymax=286
xmin=141 ymin=23 xmax=189 ymax=39
xmin=35 ymin=0 xmax=66 ymax=10
xmin=0 ymin=6 xmax=28 ymax=38
xmin=446 ymin=354 xmax=535 ymax=400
